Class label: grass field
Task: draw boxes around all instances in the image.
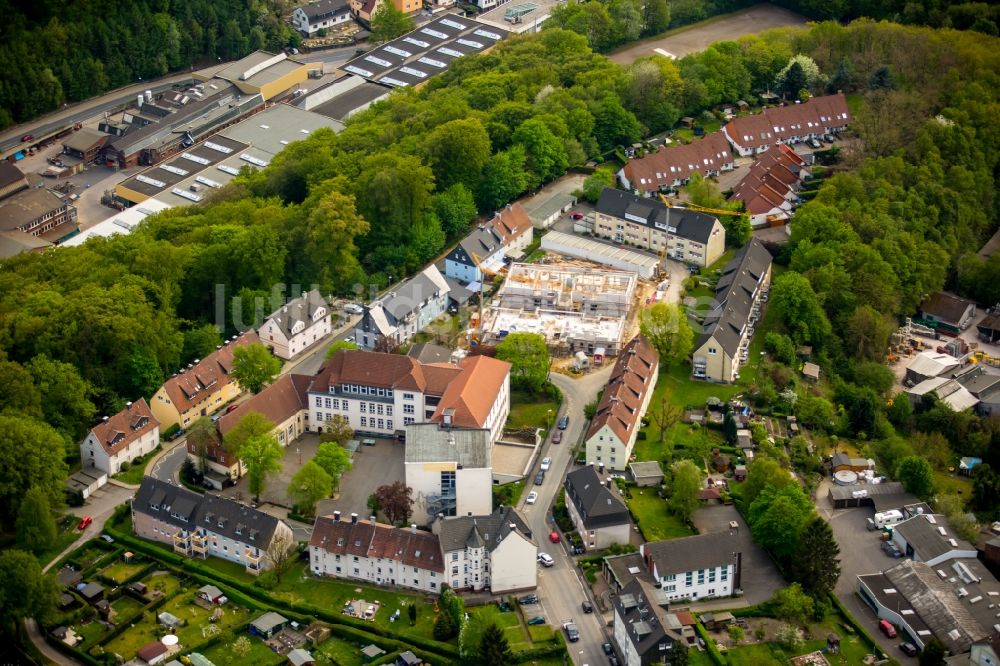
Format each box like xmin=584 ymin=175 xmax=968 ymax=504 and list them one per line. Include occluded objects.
xmin=316 ymin=636 xmax=369 ymax=665
xmin=140 ymin=571 xmax=183 ymax=599
xmin=100 ymin=559 xmax=148 ymax=584
xmin=267 ymin=563 xmax=439 ymax=641
xmin=507 ymin=389 xmax=559 ymax=431
xmin=934 ymin=471 xmax=972 ymax=498
xmin=201 ymin=636 xmax=286 ymax=666
xmin=109 ymin=595 xmax=144 ymax=619
xmin=724 ymin=643 xmax=780 ymax=664
xmin=627 ymin=491 xmax=696 ymax=541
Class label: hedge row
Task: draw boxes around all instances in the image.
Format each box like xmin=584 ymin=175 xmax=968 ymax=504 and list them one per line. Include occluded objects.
xmin=100 ymin=526 xmax=460 ymax=660
xmin=695 ymin=623 xmax=726 ymax=666
xmin=325 ymin=623 xmax=453 ymax=666
xmin=96 ymin=561 xmax=156 ymax=588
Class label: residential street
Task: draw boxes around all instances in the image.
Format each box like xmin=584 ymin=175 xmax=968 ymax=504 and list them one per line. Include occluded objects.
xmin=517 ymin=368 xmax=613 ymax=666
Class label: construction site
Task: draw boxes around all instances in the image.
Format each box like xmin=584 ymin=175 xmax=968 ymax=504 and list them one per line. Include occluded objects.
xmin=481 ymin=262 xmax=640 ymax=356
xmin=889 ymin=313 xmax=1000 ymax=393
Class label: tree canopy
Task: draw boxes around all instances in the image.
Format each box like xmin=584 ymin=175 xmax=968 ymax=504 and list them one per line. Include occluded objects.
xmin=496 ymin=332 xmax=550 ymax=394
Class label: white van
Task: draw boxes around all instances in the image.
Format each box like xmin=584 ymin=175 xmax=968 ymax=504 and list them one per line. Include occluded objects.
xmin=867 ymin=509 xmax=905 ymax=531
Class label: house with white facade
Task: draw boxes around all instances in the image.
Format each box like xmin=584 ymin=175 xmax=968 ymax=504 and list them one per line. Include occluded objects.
xmin=259 ymin=289 xmax=331 ymax=360
xmin=613 ymin=579 xmax=681 ymax=666
xmin=584 ymin=336 xmax=659 ymax=471
xmin=434 ymin=506 xmax=537 ymax=593
xmin=132 ymin=477 xmax=294 ymax=576
xmin=190 ymin=373 xmax=313 ymax=487
xmin=640 ymin=531 xmax=742 ymax=602
xmin=80 ymin=399 xmax=160 ymax=475
xmin=292 ymin=0 xmax=353 ymax=35
xmin=355 ymin=265 xmax=450 ymax=350
xmin=309 ymin=511 xmax=444 ymax=593
xmin=405 ymin=422 xmax=493 ymax=524
xmin=308 ymin=349 xmax=510 ymax=442
xmin=564 ymin=466 xmax=631 ymax=551
xmin=445 ymin=203 xmax=533 ymax=284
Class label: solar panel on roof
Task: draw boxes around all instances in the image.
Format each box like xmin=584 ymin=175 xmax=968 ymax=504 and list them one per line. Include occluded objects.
xmin=195 ymin=176 xmax=221 ymax=188
xmin=345 ymin=65 xmax=374 ymax=77
xmin=380 ymin=76 xmax=408 ymax=87
xmin=160 ymin=164 xmax=189 ymax=176
xmin=172 ymin=187 xmax=202 ymax=202
xmin=204 ymin=141 xmax=233 ymax=154
xmin=182 ymin=152 xmax=210 ymax=165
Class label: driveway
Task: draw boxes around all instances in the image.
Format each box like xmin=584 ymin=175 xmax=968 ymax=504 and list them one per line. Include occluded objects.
xmin=317 ymin=439 xmax=406 ymax=519
xmin=690 ymin=504 xmax=786 ymax=607
xmin=814 ymin=478 xmax=918 ymax=664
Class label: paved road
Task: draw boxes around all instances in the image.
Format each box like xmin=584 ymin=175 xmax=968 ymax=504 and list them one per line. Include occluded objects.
xmin=516 ymin=368 xmax=613 ymax=666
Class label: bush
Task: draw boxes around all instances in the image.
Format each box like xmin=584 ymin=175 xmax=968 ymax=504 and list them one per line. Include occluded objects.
xmin=119 ymin=461 xmax=131 ymax=472
xmin=162 ymin=423 xmax=181 ymax=440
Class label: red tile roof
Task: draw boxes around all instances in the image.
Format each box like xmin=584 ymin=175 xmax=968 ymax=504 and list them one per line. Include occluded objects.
xmin=621 ymin=132 xmax=732 ymax=192
xmin=89 ymin=398 xmax=158 ymax=456
xmin=586 ymin=337 xmax=659 ymax=444
xmin=490 ymin=203 xmax=532 ymax=245
xmin=160 ymin=330 xmax=259 ymax=415
xmin=310 ymin=515 xmax=444 ymax=572
xmin=217 ymin=373 xmax=311 ymax=436
xmin=724 ymin=93 xmax=850 ymax=152
xmin=431 ymin=355 xmax=510 ymax=428
xmin=730 ymin=143 xmax=808 ymax=216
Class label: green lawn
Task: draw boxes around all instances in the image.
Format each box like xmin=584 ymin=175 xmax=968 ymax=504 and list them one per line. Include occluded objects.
xmin=109 ymin=595 xmax=144 ymax=620
xmin=626 ymin=491 xmax=696 ymax=541
xmin=200 ymin=636 xmax=286 ymax=666
xmin=113 ymin=446 xmax=162 ymax=485
xmin=141 ymin=571 xmax=183 ymax=599
xmin=267 ymin=563 xmax=439 ymax=641
xmin=724 ymin=643 xmax=782 ymax=665
xmin=507 ymin=389 xmax=559 ymax=431
xmin=104 ymin=588 xmax=252 ymax=659
xmin=687 ymin=648 xmax=714 ymax=666
xmin=316 ymin=636 xmax=369 ymax=666
xmin=934 ymin=471 xmax=972 ymax=498
xmin=75 ymin=620 xmax=108 ymax=647
xmin=100 ymin=559 xmax=148 ymax=584
xmin=65 ymin=542 xmax=112 ymax=571
xmin=493 ymin=480 xmax=526 ymax=507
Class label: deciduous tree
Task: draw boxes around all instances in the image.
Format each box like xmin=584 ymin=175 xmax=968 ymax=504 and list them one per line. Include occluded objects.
xmin=15 ymin=486 xmax=57 ymax=554
xmin=187 ymin=416 xmax=220 ymax=476
xmin=241 ymin=434 xmax=283 ymax=502
xmin=374 ymin=481 xmax=413 ymax=525
xmin=667 ymin=460 xmax=701 ymax=522
xmin=639 ymin=304 xmax=693 ymax=365
xmin=314 ymin=441 xmax=353 ymax=493
xmin=772 ymin=583 xmax=814 ymax=624
xmin=0 ymin=549 xmax=59 ymax=631
xmin=0 ymin=415 xmax=67 ymax=528
xmin=223 ymin=411 xmax=275 ymax=459
xmin=581 ymin=168 xmax=616 ymax=203
xmin=319 ymin=414 xmax=355 ymax=447
xmin=325 ymin=340 xmax=359 ymax=359
xmin=748 ymin=484 xmax=814 ymax=560
xmin=896 ymin=455 xmax=935 ymax=500
xmin=370 ymin=2 xmax=414 ymax=42
xmin=231 ymin=342 xmax=282 ymax=394
xmin=496 ymin=332 xmax=550 ymax=394
xmin=289 ymin=461 xmax=331 ymax=516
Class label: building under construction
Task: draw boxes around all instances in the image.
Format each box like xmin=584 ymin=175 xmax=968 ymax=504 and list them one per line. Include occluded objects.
xmin=483 ymin=263 xmax=638 ymax=356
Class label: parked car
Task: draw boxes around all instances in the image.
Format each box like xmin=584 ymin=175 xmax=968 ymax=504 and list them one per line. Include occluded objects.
xmin=534 ymin=471 xmax=545 ymax=485
xmin=563 ymin=620 xmax=579 ymax=642
xmin=225 ymin=402 xmax=241 ymax=414
xmin=558 ymin=416 xmax=569 ymax=430
xmin=497 ymin=600 xmax=512 ymax=612
xmin=526 ymin=491 xmax=538 ymax=505
xmin=527 ymin=615 xmax=546 ymax=625
xmin=581 ymin=600 xmax=593 ymax=613
xmin=609 ymin=656 xmax=620 ymax=666
xmin=343 ymin=303 xmax=364 ymax=315
xmin=879 ymin=620 xmax=897 ymax=639
xmin=540 ymin=457 xmax=551 ymax=471
xmin=808 ymin=138 xmax=822 ymax=149
xmin=602 ymin=643 xmax=614 ymax=656
xmin=77 ymin=516 xmax=93 ymax=530
xmin=570 ymin=212 xmax=584 ymax=220
xmin=552 ymin=430 xmax=562 ymax=444
xmin=519 ymin=594 xmax=539 ymax=605
xmin=549 ymin=531 xmax=560 ymax=543
xmin=537 ymin=552 xmax=554 ymax=567
xmin=572 ymin=545 xmax=585 ymax=555
xmin=900 ymin=642 xmax=919 ymax=657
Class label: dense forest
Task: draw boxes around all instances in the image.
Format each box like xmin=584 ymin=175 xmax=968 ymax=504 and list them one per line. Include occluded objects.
xmin=0 ymin=0 xmax=299 ymax=128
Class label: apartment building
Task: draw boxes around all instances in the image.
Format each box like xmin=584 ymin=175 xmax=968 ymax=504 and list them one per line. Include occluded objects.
xmin=564 ymin=466 xmax=631 ymax=551
xmin=355 ymin=265 xmax=450 ymax=350
xmin=445 ymin=203 xmax=534 ymax=283
xmin=259 ymin=289 xmax=331 ymax=360
xmin=593 ymin=188 xmax=725 ymax=267
xmin=640 ymin=531 xmax=742 ymax=602
xmin=80 ymin=399 xmax=160 ymax=475
xmin=434 ymin=506 xmax=537 ymax=593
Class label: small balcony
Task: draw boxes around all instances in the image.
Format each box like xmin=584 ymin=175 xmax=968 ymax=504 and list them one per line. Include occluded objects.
xmin=244 ymin=548 xmax=263 ymax=576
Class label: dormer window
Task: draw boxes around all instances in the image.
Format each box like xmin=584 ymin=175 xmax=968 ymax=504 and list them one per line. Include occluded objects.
xmin=337 ymin=538 xmax=344 ymax=546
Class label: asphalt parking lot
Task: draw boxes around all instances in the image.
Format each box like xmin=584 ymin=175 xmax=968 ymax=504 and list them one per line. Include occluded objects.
xmin=690 ymin=504 xmax=786 ymax=606
xmin=815 ymin=480 xmax=918 ymax=663
xmin=316 ymin=438 xmax=405 ymax=520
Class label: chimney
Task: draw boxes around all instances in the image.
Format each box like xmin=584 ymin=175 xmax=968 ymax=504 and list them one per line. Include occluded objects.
xmin=350 ymin=512 xmax=358 ymax=524
xmin=606 ymin=479 xmax=612 ymax=488
xmin=137 ymin=94 xmax=144 ymax=108
xmin=333 ymin=510 xmax=341 ymax=522
xmin=411 ymin=524 xmax=417 ymax=533
xmin=102 ymin=416 xmax=109 ymax=422
xmin=145 ymin=90 xmax=152 ymax=103
xmin=370 ymin=515 xmax=377 ymax=524
xmin=126 ymin=401 xmax=132 ymax=408
xmin=443 ymin=408 xmax=454 ymax=426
